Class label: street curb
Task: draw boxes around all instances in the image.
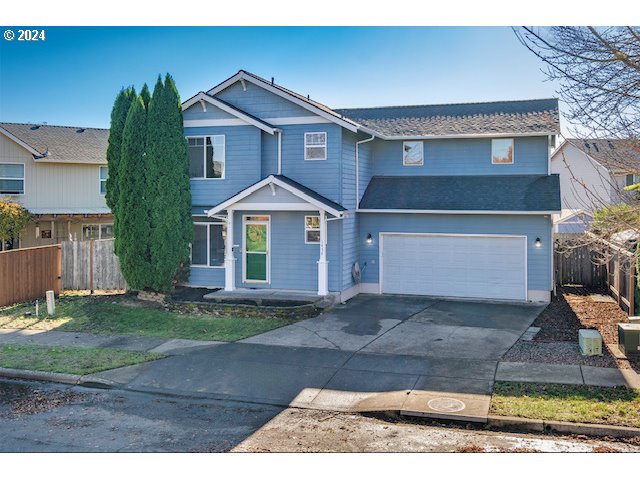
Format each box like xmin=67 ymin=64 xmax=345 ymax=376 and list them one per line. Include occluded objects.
xmin=0 ymin=367 xmax=82 ymax=385
xmin=487 ymin=415 xmax=640 ymax=438
xmin=0 ymin=367 xmax=113 ymax=389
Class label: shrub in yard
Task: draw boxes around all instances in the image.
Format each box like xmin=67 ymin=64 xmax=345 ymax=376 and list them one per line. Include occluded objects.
xmin=105 ymin=86 xmax=136 ymax=250
xmin=0 ymin=199 xmax=30 ymax=247
xmin=145 ymin=74 xmax=193 ymax=292
xmin=116 ymin=92 xmax=154 ymax=290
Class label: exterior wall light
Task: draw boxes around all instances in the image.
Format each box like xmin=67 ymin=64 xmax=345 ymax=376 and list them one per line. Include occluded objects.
xmin=366 ymin=233 xmax=373 ymax=245
xmin=535 ymin=237 xmax=542 ymax=248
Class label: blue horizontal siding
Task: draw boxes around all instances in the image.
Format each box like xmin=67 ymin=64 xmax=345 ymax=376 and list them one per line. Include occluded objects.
xmin=216 ymin=81 xmax=315 ymax=119
xmin=185 ymin=125 xmax=262 ymax=206
xmin=188 ymin=266 xmax=224 ymax=288
xmin=358 ymin=213 xmax=552 ymax=291
xmin=279 ymin=123 xmax=342 ymax=204
xmin=371 ymin=136 xmax=549 ymax=176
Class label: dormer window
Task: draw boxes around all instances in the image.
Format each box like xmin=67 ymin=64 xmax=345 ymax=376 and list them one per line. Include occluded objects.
xmin=403 ymin=141 xmax=423 ymax=166
xmin=304 ymin=132 xmax=327 ymax=160
xmin=491 ymin=138 xmax=514 ymax=164
xmin=188 ymin=135 xmax=225 ymax=179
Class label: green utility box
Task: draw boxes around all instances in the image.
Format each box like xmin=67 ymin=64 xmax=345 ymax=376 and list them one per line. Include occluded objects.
xmin=618 ymin=323 xmax=640 ymax=356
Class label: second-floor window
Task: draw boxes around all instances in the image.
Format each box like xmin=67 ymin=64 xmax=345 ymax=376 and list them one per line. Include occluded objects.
xmin=0 ymin=163 xmax=25 ymax=195
xmin=403 ymin=141 xmax=424 ymax=166
xmin=492 ymin=138 xmax=514 ymax=164
xmin=304 ymin=132 xmax=327 ymax=160
xmin=188 ymin=136 xmax=225 ymax=179
xmin=99 ymin=166 xmax=108 ymax=194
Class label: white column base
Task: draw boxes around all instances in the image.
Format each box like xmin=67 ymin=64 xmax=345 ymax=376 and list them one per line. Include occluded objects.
xmin=317 ymin=260 xmax=329 ymax=296
xmin=224 ymin=257 xmax=236 ymax=292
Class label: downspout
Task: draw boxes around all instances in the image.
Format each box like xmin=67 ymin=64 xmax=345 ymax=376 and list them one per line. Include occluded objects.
xmin=355 ymin=134 xmax=375 ymax=208
xmin=276 ymin=129 xmax=283 ymax=175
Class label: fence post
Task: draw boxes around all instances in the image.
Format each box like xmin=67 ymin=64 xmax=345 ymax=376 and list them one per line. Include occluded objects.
xmin=56 ymin=245 xmax=62 ymax=294
xmin=89 ymin=239 xmax=94 ymax=294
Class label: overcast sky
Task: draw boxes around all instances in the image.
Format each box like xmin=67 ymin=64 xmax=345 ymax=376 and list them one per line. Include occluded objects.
xmin=0 ymin=27 xmax=564 ymax=130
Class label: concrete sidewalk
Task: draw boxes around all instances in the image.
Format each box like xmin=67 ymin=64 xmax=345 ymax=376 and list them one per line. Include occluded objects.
xmin=0 ymin=328 xmax=222 ymax=356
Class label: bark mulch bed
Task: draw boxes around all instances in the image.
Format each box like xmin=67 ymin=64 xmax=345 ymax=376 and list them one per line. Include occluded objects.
xmin=503 ymin=286 xmax=638 ymax=370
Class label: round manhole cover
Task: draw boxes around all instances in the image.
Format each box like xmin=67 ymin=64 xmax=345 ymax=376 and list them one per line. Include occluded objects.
xmin=427 ymin=397 xmax=466 ymax=413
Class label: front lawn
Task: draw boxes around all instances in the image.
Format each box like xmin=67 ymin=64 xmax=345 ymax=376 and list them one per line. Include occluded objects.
xmin=0 ymin=344 xmax=163 ymax=375
xmin=0 ymin=296 xmax=300 ymax=342
xmin=490 ymin=381 xmax=640 ymax=429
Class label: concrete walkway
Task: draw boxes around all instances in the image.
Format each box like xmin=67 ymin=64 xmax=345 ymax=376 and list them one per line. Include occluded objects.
xmin=0 ymin=328 xmax=222 ymax=355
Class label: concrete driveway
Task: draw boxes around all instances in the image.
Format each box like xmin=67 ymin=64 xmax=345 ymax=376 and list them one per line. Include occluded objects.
xmin=93 ymin=295 xmax=544 ymax=421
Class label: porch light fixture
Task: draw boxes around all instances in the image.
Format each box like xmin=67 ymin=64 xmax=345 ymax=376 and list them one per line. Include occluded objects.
xmin=535 ymin=237 xmax=542 ymax=248
xmin=366 ymin=234 xmax=373 ymax=245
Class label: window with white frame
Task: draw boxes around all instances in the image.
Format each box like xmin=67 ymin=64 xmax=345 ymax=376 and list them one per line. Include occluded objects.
xmin=191 ymin=222 xmax=226 ymax=267
xmin=188 ymin=136 xmax=225 ymax=179
xmin=99 ymin=166 xmax=108 ymax=194
xmin=304 ymin=215 xmax=320 ymax=244
xmin=304 ymin=132 xmax=327 ymax=160
xmin=0 ymin=163 xmax=25 ymax=194
xmin=491 ymin=138 xmax=514 ymax=164
xmin=82 ymin=224 xmax=114 ymax=240
xmin=402 ymin=141 xmax=424 ymax=166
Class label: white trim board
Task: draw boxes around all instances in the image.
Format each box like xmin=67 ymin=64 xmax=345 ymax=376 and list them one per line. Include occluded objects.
xmin=183 ymin=116 xmax=332 ymax=128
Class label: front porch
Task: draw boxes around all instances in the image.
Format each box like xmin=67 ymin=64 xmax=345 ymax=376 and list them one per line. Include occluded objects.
xmin=204 ymin=175 xmax=346 ymax=297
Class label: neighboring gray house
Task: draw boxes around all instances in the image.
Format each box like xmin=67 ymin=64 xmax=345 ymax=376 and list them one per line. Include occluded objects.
xmin=0 ymin=122 xmax=111 ymax=249
xmin=551 ymin=138 xmax=640 ymax=233
xmin=182 ymin=70 xmax=560 ymax=303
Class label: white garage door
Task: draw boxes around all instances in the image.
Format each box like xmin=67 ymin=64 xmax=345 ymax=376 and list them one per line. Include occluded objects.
xmin=381 ymin=234 xmax=527 ymax=301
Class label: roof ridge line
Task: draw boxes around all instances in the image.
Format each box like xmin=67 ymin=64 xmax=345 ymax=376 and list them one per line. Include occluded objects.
xmin=335 ymin=98 xmax=559 ymax=111
xmin=0 ymin=121 xmax=109 ymax=131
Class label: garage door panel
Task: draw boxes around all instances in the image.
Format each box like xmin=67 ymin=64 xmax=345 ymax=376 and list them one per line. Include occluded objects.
xmin=382 ymin=234 xmax=526 ymax=301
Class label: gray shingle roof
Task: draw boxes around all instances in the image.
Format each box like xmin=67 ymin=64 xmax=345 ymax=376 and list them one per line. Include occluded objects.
xmin=567 ymin=138 xmax=640 ymax=174
xmin=359 ymin=175 xmax=560 ymax=212
xmin=0 ymin=122 xmax=108 ymax=164
xmin=335 ymin=99 xmax=560 ymax=138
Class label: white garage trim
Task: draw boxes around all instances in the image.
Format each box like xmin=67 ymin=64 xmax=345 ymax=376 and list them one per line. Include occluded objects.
xmin=379 ymin=232 xmax=528 ymax=301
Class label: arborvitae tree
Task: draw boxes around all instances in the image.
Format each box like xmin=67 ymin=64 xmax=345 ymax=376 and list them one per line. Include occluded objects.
xmin=145 ymin=74 xmax=193 ymax=292
xmin=105 ymin=86 xmax=135 ymax=253
xmin=140 ymin=83 xmax=151 ymax=110
xmin=116 ymin=95 xmax=153 ymax=290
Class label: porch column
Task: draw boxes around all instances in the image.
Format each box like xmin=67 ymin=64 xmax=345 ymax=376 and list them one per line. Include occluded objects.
xmin=224 ymin=209 xmax=236 ymax=291
xmin=317 ymin=209 xmax=329 ymax=296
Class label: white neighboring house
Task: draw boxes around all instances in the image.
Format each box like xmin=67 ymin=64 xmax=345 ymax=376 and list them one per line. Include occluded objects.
xmin=0 ymin=122 xmax=111 ymax=250
xmin=550 ymin=138 xmax=639 ymax=233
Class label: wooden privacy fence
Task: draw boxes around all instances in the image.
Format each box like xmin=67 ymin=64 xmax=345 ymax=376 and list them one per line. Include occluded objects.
xmin=61 ymin=239 xmax=126 ymax=291
xmin=554 ymin=233 xmax=636 ymax=315
xmin=0 ymin=245 xmax=61 ymax=307
xmin=554 ymin=242 xmax=607 ymax=288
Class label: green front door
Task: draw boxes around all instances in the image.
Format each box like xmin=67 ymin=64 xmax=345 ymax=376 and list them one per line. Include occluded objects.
xmin=244 ymin=219 xmax=269 ymax=282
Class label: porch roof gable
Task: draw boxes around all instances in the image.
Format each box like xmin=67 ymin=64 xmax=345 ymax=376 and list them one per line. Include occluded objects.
xmin=206 ymin=175 xmax=346 ymax=218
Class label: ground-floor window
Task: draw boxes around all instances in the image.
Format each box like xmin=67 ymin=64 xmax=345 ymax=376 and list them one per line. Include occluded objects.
xmin=304 ymin=215 xmax=320 ymax=244
xmin=82 ymin=223 xmax=114 ymax=240
xmin=191 ymin=222 xmax=226 ymax=267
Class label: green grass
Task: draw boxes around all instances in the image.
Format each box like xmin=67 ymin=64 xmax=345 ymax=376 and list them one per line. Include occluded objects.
xmin=0 ymin=344 xmax=163 ymax=375
xmin=0 ymin=296 xmax=301 ymax=342
xmin=491 ymin=381 xmax=640 ymax=429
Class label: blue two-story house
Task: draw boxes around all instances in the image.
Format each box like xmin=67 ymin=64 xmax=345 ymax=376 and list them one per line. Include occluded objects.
xmin=182 ymin=70 xmax=560 ymax=303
